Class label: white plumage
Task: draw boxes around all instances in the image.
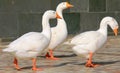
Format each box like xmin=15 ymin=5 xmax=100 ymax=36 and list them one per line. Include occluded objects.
xmin=70 ymin=16 xmax=119 ymax=67
xmin=3 ymin=10 xmax=61 ymax=70
xmin=45 ymin=2 xmax=73 ymax=60
xmin=71 ymin=31 xmax=106 ymax=57
xmin=4 ymin=32 xmax=49 ymax=58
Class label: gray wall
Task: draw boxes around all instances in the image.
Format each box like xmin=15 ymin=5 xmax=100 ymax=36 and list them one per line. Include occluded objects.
xmin=71 ymin=0 xmax=120 ymax=34
xmin=0 ymin=0 xmax=120 ymax=38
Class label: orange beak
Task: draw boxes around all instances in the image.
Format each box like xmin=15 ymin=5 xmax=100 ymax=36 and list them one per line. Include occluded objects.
xmin=66 ymin=2 xmax=73 ymax=8
xmin=113 ymin=27 xmax=118 ymax=36
xmin=56 ymin=12 xmax=62 ymax=19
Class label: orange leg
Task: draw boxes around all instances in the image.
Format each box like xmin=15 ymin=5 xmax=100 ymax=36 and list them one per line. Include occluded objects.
xmin=45 ymin=52 xmax=50 ymax=57
xmin=32 ymin=58 xmax=43 ymax=71
xmin=13 ymin=57 xmax=21 ymax=70
xmin=85 ymin=52 xmax=100 ymax=68
xmin=45 ymin=49 xmax=59 ymax=60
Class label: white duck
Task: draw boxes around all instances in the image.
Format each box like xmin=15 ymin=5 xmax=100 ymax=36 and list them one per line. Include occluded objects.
xmin=70 ymin=16 xmax=118 ymax=67
xmin=3 ymin=10 xmax=61 ymax=70
xmin=45 ymin=2 xmax=73 ymax=60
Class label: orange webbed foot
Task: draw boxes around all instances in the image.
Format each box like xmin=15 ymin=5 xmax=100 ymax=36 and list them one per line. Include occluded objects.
xmin=13 ymin=58 xmax=21 ymax=70
xmin=32 ymin=58 xmax=43 ymax=71
xmin=85 ymin=52 xmax=100 ymax=68
xmin=85 ymin=63 xmax=100 ymax=68
xmin=46 ymin=57 xmax=60 ymax=60
xmin=15 ymin=67 xmax=21 ymax=70
xmin=46 ymin=50 xmax=60 ymax=60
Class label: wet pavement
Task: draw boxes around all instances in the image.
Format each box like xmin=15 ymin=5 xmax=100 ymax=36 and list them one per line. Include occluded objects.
xmin=0 ymin=36 xmax=120 ymax=73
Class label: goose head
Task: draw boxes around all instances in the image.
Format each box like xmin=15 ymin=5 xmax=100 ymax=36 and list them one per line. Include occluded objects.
xmin=104 ymin=16 xmax=119 ymax=36
xmin=57 ymin=2 xmax=73 ymax=10
xmin=43 ymin=10 xmax=61 ymax=19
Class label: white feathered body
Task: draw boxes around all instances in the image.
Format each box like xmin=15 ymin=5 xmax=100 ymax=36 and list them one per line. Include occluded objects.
xmin=46 ymin=2 xmax=69 ymax=51
xmin=71 ymin=31 xmax=107 ymax=58
xmin=3 ymin=32 xmax=50 ymax=59
xmin=70 ymin=16 xmax=119 ymax=59
xmin=48 ymin=19 xmax=67 ymax=49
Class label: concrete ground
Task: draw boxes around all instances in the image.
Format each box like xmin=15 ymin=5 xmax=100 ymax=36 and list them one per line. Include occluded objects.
xmin=0 ymin=36 xmax=120 ymax=73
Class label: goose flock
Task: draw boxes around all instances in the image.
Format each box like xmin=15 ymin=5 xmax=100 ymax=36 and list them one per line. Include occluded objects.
xmin=2 ymin=2 xmax=119 ymax=71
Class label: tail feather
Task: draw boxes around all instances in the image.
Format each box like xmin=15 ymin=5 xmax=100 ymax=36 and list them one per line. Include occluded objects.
xmin=3 ymin=48 xmax=15 ymax=52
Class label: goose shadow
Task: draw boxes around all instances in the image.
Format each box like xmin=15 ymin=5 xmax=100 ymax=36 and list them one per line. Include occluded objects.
xmin=75 ymin=60 xmax=120 ymax=66
xmin=20 ymin=61 xmax=76 ymax=70
xmin=39 ymin=53 xmax=76 ymax=58
xmin=21 ymin=60 xmax=120 ymax=69
xmin=54 ymin=54 xmax=76 ymax=58
xmin=21 ymin=60 xmax=120 ymax=70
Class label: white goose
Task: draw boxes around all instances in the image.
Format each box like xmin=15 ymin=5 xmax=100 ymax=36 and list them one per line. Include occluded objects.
xmin=45 ymin=2 xmax=73 ymax=60
xmin=70 ymin=16 xmax=118 ymax=67
xmin=3 ymin=10 xmax=61 ymax=70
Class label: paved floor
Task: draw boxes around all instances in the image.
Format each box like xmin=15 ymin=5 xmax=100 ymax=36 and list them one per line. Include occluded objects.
xmin=0 ymin=36 xmax=120 ymax=73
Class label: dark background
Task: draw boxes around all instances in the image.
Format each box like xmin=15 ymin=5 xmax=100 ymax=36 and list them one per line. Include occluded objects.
xmin=0 ymin=0 xmax=120 ymax=39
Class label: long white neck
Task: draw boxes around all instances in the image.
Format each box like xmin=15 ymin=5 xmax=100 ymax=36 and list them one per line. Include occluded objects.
xmin=42 ymin=16 xmax=51 ymax=40
xmin=56 ymin=6 xmax=67 ymax=32
xmin=97 ymin=19 xmax=108 ymax=36
xmin=56 ymin=6 xmax=64 ymax=19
